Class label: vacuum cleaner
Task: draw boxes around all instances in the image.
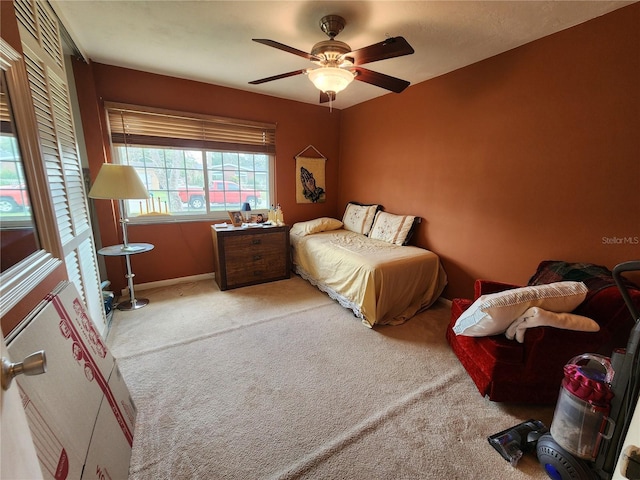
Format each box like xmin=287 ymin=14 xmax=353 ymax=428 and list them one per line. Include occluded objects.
xmin=490 ymin=261 xmax=640 ymax=480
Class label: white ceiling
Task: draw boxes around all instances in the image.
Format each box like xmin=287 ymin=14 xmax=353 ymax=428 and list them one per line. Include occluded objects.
xmin=51 ymin=0 xmax=635 ymax=109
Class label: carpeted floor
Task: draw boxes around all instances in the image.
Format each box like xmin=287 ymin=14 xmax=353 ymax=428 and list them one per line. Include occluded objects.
xmin=107 ymin=275 xmax=554 ymax=479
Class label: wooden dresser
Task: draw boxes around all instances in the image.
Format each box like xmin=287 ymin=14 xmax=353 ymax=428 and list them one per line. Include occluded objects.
xmin=211 ymin=225 xmax=290 ymax=290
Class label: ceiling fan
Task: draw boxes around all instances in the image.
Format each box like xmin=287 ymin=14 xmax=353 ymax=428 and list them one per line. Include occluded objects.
xmin=249 ymin=15 xmax=415 ymax=104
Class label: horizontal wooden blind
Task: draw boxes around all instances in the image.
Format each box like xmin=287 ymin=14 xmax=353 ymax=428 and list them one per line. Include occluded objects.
xmin=105 ymin=102 xmax=276 ymax=154
xmin=0 ymin=91 xmax=13 ymax=134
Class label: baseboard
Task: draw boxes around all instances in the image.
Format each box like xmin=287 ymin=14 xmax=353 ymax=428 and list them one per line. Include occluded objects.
xmin=121 ymin=272 xmax=215 ymax=296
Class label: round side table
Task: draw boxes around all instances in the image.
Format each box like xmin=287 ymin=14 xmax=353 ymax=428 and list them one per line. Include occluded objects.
xmin=98 ymin=243 xmax=154 ymax=310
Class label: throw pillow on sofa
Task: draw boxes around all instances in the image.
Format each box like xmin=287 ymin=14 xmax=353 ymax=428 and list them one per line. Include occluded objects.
xmin=452 ymin=281 xmax=588 ymax=336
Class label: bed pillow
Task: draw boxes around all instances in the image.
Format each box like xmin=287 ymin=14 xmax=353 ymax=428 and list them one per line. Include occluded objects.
xmin=342 ymin=202 xmax=380 ymax=235
xmin=369 ymin=211 xmax=417 ymax=246
xmin=290 ymin=217 xmax=343 ymax=236
xmin=452 ymin=281 xmax=588 ymax=337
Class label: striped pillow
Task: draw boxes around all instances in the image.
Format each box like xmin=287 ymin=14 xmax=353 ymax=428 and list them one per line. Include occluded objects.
xmin=453 ymin=281 xmax=588 ymax=337
xmin=369 ymin=211 xmax=416 ymax=246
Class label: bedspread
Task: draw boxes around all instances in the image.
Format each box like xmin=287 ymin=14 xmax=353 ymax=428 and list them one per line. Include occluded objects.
xmin=291 ymin=229 xmax=447 ymax=327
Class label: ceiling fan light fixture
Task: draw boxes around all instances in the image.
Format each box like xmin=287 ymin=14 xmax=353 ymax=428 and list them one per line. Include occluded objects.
xmin=249 ymin=14 xmax=414 ymax=103
xmin=308 ymin=67 xmax=355 ymax=95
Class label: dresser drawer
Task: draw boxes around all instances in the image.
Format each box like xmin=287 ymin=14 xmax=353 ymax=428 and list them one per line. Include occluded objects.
xmin=226 ymin=253 xmax=287 ymax=285
xmin=224 ymin=231 xmax=286 ymax=262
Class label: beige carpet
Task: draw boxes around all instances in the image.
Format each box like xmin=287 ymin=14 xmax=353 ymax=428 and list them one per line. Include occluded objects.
xmin=107 ymin=275 xmax=555 ymax=479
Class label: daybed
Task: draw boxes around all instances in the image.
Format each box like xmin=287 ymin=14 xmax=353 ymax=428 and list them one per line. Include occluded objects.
xmin=290 ymin=203 xmax=447 ymax=328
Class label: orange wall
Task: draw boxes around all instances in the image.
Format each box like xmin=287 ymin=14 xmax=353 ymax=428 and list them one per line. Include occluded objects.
xmin=339 ymin=3 xmax=640 ymax=299
xmin=73 ymin=63 xmax=341 ymax=291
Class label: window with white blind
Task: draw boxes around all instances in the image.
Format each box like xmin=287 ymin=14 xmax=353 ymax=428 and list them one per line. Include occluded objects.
xmin=105 ymin=102 xmax=276 ymax=222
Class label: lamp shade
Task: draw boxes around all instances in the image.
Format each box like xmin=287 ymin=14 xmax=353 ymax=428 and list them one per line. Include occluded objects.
xmin=241 ymin=202 xmax=251 ymax=212
xmin=308 ymin=67 xmax=355 ymax=94
xmin=88 ymin=163 xmax=150 ymax=200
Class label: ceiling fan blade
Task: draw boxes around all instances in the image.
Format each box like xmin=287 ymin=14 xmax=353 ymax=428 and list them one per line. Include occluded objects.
xmin=249 ymin=69 xmax=308 ymax=85
xmin=252 ymin=39 xmax=320 ymax=61
xmin=347 ymin=36 xmax=414 ymax=66
xmin=319 ymin=91 xmax=336 ymax=104
xmin=352 ymin=67 xmax=410 ymax=93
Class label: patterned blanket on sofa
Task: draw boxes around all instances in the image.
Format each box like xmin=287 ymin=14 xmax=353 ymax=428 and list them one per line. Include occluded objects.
xmin=528 ymin=260 xmax=638 ymax=297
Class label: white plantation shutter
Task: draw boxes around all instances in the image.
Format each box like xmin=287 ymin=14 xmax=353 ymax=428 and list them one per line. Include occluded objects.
xmin=15 ymin=0 xmax=106 ymax=334
xmin=23 ymin=50 xmax=73 ymax=244
xmin=49 ymin=72 xmax=91 ymax=236
xmin=34 ymin=0 xmax=63 ymax=70
xmin=13 ymin=0 xmax=37 ymax=43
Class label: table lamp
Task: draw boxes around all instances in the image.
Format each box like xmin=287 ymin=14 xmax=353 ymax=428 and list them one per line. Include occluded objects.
xmin=241 ymin=202 xmax=252 ymax=222
xmin=89 ymin=163 xmax=151 ymax=310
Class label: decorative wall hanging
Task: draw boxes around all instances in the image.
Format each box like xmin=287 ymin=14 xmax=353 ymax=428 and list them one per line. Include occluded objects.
xmin=295 ymin=145 xmax=326 ymax=204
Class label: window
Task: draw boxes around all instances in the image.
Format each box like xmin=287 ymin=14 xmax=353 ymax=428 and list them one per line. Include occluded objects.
xmin=105 ymin=103 xmax=276 ymax=222
xmin=0 ymin=98 xmax=33 ymax=225
xmin=0 ymin=42 xmax=43 ymax=284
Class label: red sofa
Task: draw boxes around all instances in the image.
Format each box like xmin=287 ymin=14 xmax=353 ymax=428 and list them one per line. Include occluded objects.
xmin=445 ymin=261 xmax=640 ymax=404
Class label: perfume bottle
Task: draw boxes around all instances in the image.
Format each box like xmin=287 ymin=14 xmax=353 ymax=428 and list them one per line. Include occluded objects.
xmin=275 ymin=204 xmax=284 ymax=225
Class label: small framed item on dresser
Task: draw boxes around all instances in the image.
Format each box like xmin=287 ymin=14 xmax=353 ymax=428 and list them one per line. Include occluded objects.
xmin=228 ymin=211 xmax=243 ymax=227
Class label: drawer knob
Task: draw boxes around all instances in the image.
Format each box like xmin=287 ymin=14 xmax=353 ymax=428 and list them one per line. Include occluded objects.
xmin=253 ymin=270 xmax=263 ymax=276
xmin=252 ymin=239 xmax=261 ymax=245
xmin=253 ymin=255 xmax=262 ymax=261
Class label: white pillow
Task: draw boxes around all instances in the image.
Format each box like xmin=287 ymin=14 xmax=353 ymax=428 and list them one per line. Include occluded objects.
xmin=369 ymin=211 xmax=416 ymax=246
xmin=290 ymin=217 xmax=343 ymax=236
xmin=453 ymin=281 xmax=588 ymax=337
xmin=505 ymin=307 xmax=599 ymax=343
xmin=342 ymin=203 xmax=379 ymax=235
